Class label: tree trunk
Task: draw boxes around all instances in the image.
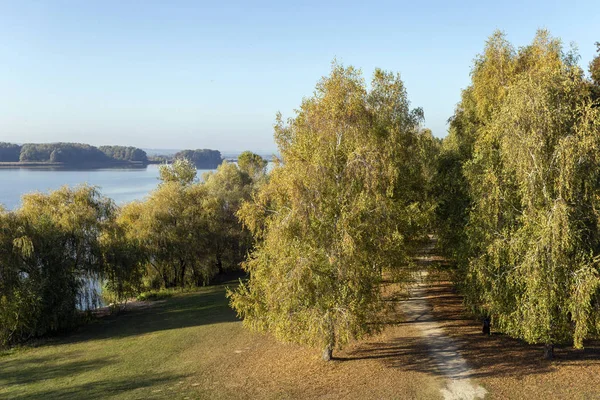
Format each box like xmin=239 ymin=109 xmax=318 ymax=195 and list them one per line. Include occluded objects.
xmin=216 ymin=255 xmax=223 ymax=275
xmin=322 ymin=343 xmax=333 ymax=361
xmin=544 ymin=343 xmax=554 ymax=360
xmin=322 ymin=315 xmax=335 ymax=361
xmin=482 ymin=316 xmax=491 ymax=336
xmin=179 ymin=259 xmax=186 ymax=287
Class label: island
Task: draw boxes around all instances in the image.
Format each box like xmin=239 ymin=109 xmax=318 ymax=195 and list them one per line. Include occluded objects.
xmin=0 ymin=142 xmax=224 ymax=169
xmin=0 ymin=142 xmax=149 ymax=168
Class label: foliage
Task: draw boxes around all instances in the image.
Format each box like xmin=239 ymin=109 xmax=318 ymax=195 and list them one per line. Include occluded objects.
xmin=98 ymin=145 xmax=148 ymax=162
xmin=120 ymin=161 xmax=253 ymax=289
xmin=99 ymin=218 xmax=145 ymax=304
xmin=438 ymin=30 xmax=600 ymax=353
xmin=0 ymin=186 xmax=118 ymax=346
xmin=202 ymin=163 xmax=254 ymax=275
xmin=118 ymin=182 xmax=211 ymax=288
xmin=158 ymin=158 xmax=197 ymax=185
xmin=1 ymin=142 xmax=148 ymax=165
xmin=590 ymin=42 xmax=600 ymax=86
xmin=228 ymin=63 xmax=430 ymax=359
xmin=136 ymin=289 xmax=174 ymax=301
xmin=590 ymin=42 xmax=600 ymax=102
xmin=0 ymin=142 xmax=21 ymax=162
xmin=174 ymin=149 xmax=222 ymax=169
xmin=20 ymin=142 xmax=110 ymax=164
xmin=237 ymin=151 xmax=268 ymax=180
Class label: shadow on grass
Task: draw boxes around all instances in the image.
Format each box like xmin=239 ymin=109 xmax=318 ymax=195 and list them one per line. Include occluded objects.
xmin=0 ymin=352 xmax=115 ymax=386
xmin=0 ymin=350 xmax=189 ymax=399
xmin=5 ymin=373 xmax=187 ymax=400
xmin=49 ymin=284 xmax=239 ymax=346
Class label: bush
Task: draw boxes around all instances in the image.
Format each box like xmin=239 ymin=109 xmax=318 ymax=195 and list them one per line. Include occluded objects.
xmin=136 ymin=290 xmax=174 ymax=301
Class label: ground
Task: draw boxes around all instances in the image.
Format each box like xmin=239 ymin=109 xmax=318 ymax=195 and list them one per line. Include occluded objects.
xmin=426 ymin=278 xmax=600 ymax=400
xmin=1 ymin=274 xmax=600 ymax=399
xmin=0 ymin=283 xmax=442 ymax=400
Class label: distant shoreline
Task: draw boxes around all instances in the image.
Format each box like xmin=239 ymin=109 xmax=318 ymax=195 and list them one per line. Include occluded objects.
xmin=0 ymin=161 xmax=148 ymax=169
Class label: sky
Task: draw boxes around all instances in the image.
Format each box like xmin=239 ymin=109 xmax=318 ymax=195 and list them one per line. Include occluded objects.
xmin=0 ymin=1 xmax=599 ymax=152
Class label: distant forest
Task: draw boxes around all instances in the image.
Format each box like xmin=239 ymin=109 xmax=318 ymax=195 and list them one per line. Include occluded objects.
xmin=173 ymin=149 xmax=222 ymax=168
xmin=0 ymin=142 xmax=148 ymax=165
xmin=0 ymin=142 xmax=224 ymax=168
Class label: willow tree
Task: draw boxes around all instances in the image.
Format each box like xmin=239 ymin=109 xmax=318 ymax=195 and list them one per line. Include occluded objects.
xmin=202 ymin=162 xmax=253 ymax=276
xmin=118 ymin=167 xmax=212 ymax=288
xmin=119 ymin=161 xmax=253 ymax=288
xmin=0 ymin=186 xmax=115 ymax=345
xmin=456 ymin=31 xmax=600 ymax=358
xmin=434 ymin=31 xmax=516 ymax=262
xmin=228 ymin=63 xmax=426 ymax=360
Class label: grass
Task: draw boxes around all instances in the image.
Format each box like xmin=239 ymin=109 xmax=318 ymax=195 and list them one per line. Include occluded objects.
xmin=3 ymin=275 xmax=600 ymax=399
xmin=0 ymin=282 xmax=442 ymax=400
xmin=136 ymin=289 xmax=175 ymax=301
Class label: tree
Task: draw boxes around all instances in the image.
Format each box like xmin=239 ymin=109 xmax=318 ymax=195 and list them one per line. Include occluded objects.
xmin=228 ymin=63 xmax=426 ymax=361
xmin=590 ymin=42 xmax=600 ymax=85
xmin=159 ymin=158 xmax=197 ymax=185
xmin=119 ymin=179 xmax=211 ymax=288
xmin=237 ymin=151 xmax=268 ymax=180
xmin=0 ymin=186 xmax=116 ymax=346
xmin=202 ymin=162 xmax=253 ymax=276
xmin=99 ymin=218 xmax=145 ymax=305
xmin=174 ymin=149 xmax=222 ymax=169
xmin=19 ymin=143 xmax=109 ymax=164
xmin=590 ymin=42 xmax=600 ymax=102
xmin=441 ymin=30 xmax=600 ymax=359
xmin=0 ymin=142 xmax=21 ymax=162
xmin=99 ymin=146 xmax=148 ymax=162
xmin=120 ymin=160 xmax=254 ymax=290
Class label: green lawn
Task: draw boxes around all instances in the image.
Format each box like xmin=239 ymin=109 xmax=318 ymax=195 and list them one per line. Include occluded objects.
xmin=0 ymin=283 xmax=443 ymax=400
xmin=0 ymin=285 xmax=244 ymax=400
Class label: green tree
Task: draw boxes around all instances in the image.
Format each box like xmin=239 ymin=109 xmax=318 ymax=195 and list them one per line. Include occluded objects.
xmin=119 ymin=180 xmax=211 ymax=288
xmin=203 ymin=162 xmax=253 ymax=276
xmin=99 ymin=218 xmax=145 ymax=305
xmin=237 ymin=151 xmax=268 ymax=180
xmin=174 ymin=149 xmax=222 ymax=168
xmin=0 ymin=143 xmax=21 ymax=162
xmin=590 ymin=42 xmax=600 ymax=85
xmin=98 ymin=145 xmax=148 ymax=162
xmin=443 ymin=30 xmax=600 ymax=358
xmin=590 ymin=42 xmax=600 ymax=101
xmin=228 ymin=63 xmax=426 ymax=361
xmin=159 ymin=158 xmax=197 ymax=185
xmin=0 ymin=186 xmax=116 ymax=346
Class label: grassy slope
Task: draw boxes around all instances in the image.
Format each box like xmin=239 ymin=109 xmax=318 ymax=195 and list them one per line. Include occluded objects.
xmin=0 ymin=284 xmax=442 ymax=400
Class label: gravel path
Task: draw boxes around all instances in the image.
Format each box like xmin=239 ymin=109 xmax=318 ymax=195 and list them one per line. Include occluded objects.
xmin=403 ymin=271 xmax=487 ymax=400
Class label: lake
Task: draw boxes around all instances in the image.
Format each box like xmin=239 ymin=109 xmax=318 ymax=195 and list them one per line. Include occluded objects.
xmin=0 ymin=164 xmax=216 ymax=210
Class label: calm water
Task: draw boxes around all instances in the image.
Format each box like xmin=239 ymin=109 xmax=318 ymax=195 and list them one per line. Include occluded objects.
xmin=0 ymin=164 xmax=215 ymax=210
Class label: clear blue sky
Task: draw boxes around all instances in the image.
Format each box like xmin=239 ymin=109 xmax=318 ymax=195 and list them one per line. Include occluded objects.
xmin=1 ymin=1 xmax=598 ymax=152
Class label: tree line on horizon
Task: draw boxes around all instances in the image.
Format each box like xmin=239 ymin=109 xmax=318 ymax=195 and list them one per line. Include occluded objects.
xmin=0 ymin=142 xmax=149 ymax=164
xmin=1 ymin=30 xmax=599 ymax=360
xmin=0 ymin=142 xmax=227 ymax=169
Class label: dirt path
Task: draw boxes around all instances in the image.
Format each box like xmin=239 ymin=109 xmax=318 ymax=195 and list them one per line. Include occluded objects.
xmin=403 ymin=271 xmax=486 ymax=400
xmin=400 ymin=237 xmax=487 ymax=400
